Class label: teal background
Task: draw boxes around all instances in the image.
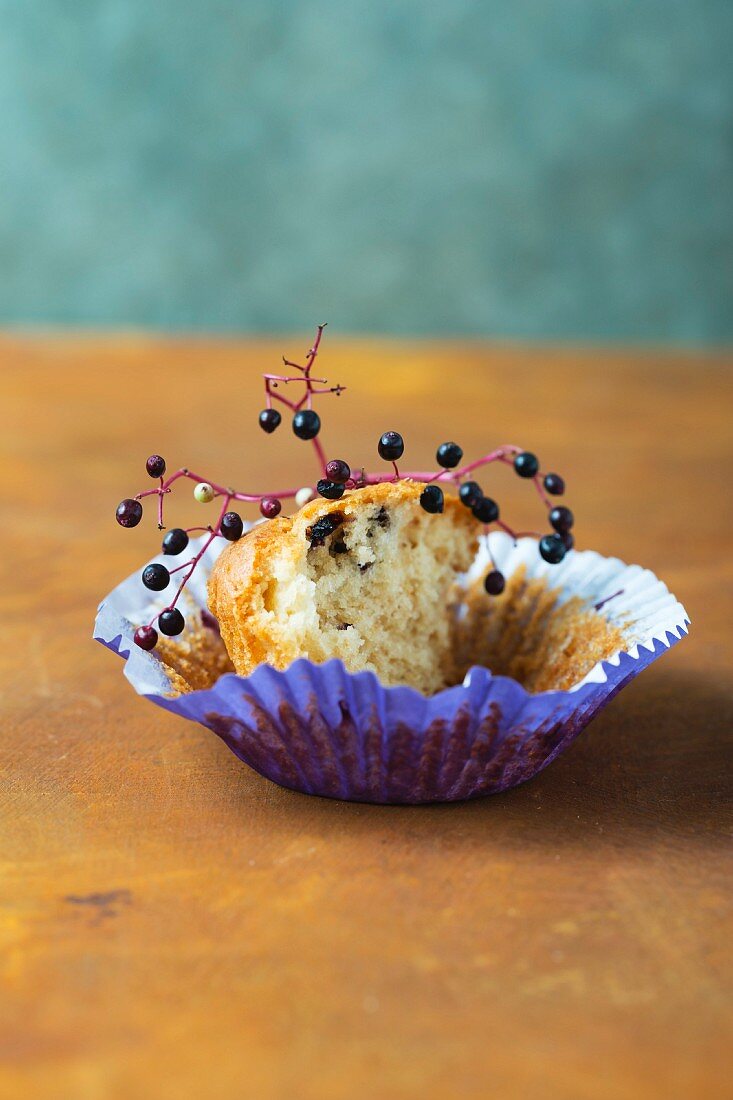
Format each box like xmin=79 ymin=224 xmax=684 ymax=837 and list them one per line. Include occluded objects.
xmin=0 ymin=1 xmax=731 ymax=342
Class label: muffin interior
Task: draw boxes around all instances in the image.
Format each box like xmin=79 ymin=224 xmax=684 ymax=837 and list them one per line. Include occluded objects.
xmin=260 ymin=498 xmax=476 ymax=695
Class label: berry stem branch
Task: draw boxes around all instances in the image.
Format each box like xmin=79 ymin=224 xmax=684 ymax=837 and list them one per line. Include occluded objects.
xmin=265 ymin=324 xmax=335 ymax=413
xmin=147 ymin=496 xmax=231 ymax=627
xmin=311 ymin=434 xmax=328 ymax=474
xmin=122 ymin=323 xmax=572 ymax=651
xmin=133 ymin=444 xmax=544 ymax=532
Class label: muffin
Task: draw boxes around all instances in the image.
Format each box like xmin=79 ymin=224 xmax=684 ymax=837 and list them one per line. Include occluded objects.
xmin=208 ymin=480 xmax=478 ymax=695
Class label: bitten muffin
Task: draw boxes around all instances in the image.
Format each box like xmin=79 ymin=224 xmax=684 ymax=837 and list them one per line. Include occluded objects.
xmin=207 ymin=480 xmax=478 ymax=695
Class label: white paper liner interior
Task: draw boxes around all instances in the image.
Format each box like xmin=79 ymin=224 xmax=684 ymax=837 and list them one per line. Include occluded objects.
xmin=96 ymin=528 xmax=689 ymax=699
xmin=462 ymin=532 xmax=689 ymax=691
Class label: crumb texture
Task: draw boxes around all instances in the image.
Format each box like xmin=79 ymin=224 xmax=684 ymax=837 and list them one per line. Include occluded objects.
xmin=208 ymin=481 xmax=477 ymax=695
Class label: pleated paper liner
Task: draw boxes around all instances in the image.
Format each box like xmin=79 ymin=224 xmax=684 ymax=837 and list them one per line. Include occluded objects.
xmin=95 ymin=532 xmax=689 ymax=804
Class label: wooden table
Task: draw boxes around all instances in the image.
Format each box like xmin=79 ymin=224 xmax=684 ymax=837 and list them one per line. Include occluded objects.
xmin=2 ymin=335 xmax=731 ymax=1100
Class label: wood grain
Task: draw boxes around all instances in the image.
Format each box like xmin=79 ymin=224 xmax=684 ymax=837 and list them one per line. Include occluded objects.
xmin=1 ymin=335 xmax=731 ymax=1100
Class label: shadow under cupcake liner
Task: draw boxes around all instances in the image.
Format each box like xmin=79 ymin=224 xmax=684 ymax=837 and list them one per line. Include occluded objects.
xmin=95 ymin=533 xmax=689 ymax=804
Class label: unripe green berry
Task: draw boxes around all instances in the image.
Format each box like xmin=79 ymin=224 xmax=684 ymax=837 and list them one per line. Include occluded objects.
xmin=194 ymin=482 xmax=215 ymax=503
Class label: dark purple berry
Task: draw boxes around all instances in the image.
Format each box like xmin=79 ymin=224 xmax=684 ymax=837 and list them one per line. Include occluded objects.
xmin=560 ymin=531 xmax=575 ymax=551
xmin=259 ymin=408 xmax=282 ymax=433
xmin=260 ymin=497 xmax=282 ymax=519
xmin=146 ymin=454 xmax=166 ymax=479
xmin=549 ymin=506 xmax=574 ymax=533
xmin=307 ymin=512 xmax=344 ymax=546
xmin=484 ymin=570 xmax=506 ymax=596
xmin=142 ymin=563 xmax=170 ymax=591
xmin=292 ymin=409 xmax=321 ymax=440
xmin=459 ymin=481 xmax=482 ymax=508
xmin=134 ymin=625 xmax=158 ymax=651
xmin=544 ymin=473 xmax=565 ymax=496
xmin=116 ymin=498 xmax=143 ymax=528
xmin=436 ymin=441 xmax=463 ymax=469
xmin=378 ymin=431 xmax=404 ymax=461
xmin=220 ymin=511 xmax=244 ymax=541
xmin=472 ymin=497 xmax=499 ymax=524
xmin=162 ymin=528 xmax=189 ymax=555
xmin=539 ymin=534 xmax=567 ymax=564
xmin=420 ymin=485 xmax=444 ymax=514
xmin=158 ymin=608 xmax=185 ymax=636
xmin=514 ymin=452 xmax=539 ymax=479
xmin=317 ymin=479 xmax=345 ymax=500
xmin=325 ymin=459 xmax=351 ymax=484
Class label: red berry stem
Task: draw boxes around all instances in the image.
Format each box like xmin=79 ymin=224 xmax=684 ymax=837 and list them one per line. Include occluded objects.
xmin=167 ymin=559 xmax=197 ymax=576
xmin=151 ymin=494 xmax=232 ymax=625
xmin=134 ymin=487 xmax=170 ymax=499
xmin=167 ymin=531 xmax=218 ymax=611
xmin=157 ymin=480 xmax=165 ymax=528
xmin=311 ymin=433 xmax=328 ymax=475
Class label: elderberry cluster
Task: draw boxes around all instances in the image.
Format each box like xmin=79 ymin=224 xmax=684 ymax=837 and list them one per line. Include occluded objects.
xmin=115 ymin=452 xmax=252 ymax=652
xmin=114 ymin=324 xmax=576 ymax=653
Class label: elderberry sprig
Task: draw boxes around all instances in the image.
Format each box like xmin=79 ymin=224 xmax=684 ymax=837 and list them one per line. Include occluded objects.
xmin=116 ymin=325 xmax=574 ymax=652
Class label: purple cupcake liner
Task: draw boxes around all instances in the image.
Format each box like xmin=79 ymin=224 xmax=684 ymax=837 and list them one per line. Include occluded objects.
xmin=95 ymin=533 xmax=689 ymax=804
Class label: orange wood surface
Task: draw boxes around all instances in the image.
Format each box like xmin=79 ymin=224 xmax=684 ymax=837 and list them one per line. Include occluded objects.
xmin=1 ymin=335 xmax=731 ymax=1100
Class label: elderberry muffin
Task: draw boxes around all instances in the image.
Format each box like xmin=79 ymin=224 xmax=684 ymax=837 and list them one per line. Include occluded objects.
xmin=207 ymin=480 xmax=478 ymax=696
